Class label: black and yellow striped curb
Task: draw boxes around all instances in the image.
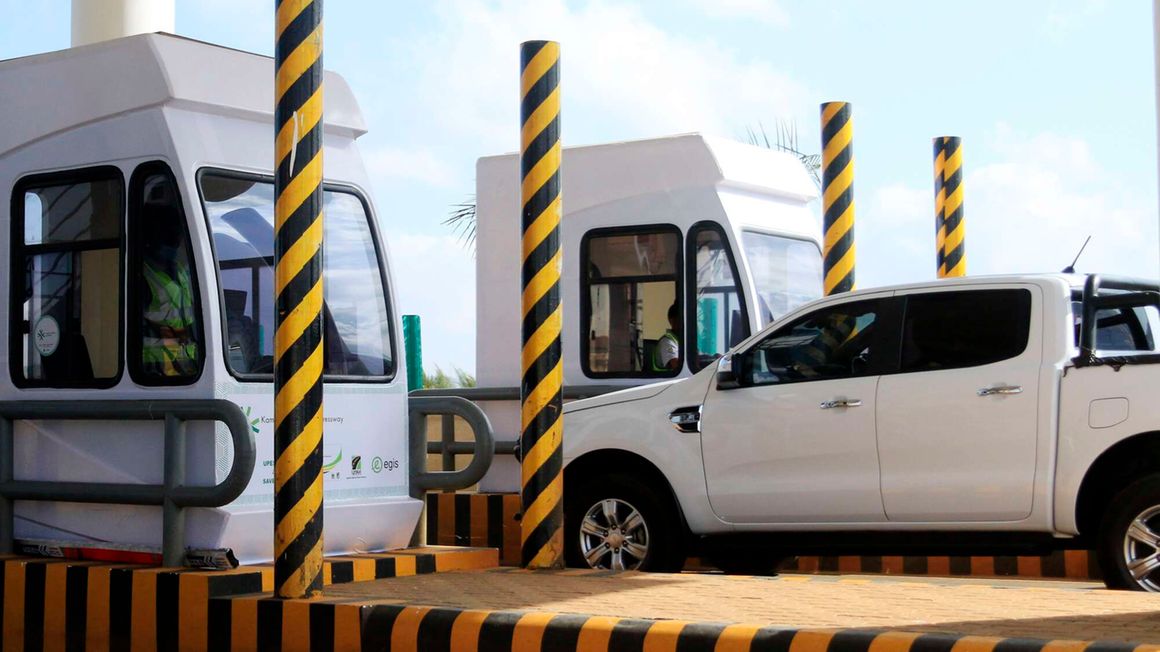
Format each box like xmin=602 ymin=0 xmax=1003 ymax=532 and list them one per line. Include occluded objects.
xmin=820 ymin=101 xmax=855 ymax=296
xmin=221 ymin=603 xmax=1160 ymax=652
xmin=785 ymin=551 xmax=1101 ymax=581
xmin=425 ymin=493 xmax=1104 ymax=581
xmin=0 ymin=547 xmax=496 ymax=651
xmin=941 ymin=135 xmax=966 ymax=277
xmin=273 ymin=0 xmax=327 ymax=599
xmin=428 ymin=492 xmax=522 ymax=565
xmin=518 ymin=39 xmax=565 ymax=570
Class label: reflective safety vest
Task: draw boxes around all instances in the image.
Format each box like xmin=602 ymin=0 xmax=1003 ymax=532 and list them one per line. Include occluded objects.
xmin=142 ymin=259 xmax=198 ymax=377
xmin=651 ymin=330 xmax=680 ymax=372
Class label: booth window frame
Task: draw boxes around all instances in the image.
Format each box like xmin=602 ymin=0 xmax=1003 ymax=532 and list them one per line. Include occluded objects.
xmin=194 ymin=167 xmax=399 ymax=385
xmin=685 ymin=220 xmax=750 ymax=373
xmin=9 ymin=165 xmax=126 ymax=389
xmin=579 ymin=223 xmax=684 ymax=380
xmin=126 ymin=160 xmax=207 ymax=386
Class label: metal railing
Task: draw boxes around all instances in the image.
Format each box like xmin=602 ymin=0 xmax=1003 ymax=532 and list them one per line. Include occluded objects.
xmin=408 ymin=395 xmax=496 ymax=496
xmin=0 ymin=400 xmax=255 ymax=567
xmin=410 ymin=385 xmax=623 ymax=470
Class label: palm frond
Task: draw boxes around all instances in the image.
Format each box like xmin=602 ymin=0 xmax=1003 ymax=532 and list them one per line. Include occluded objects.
xmin=444 ymin=195 xmax=477 ymax=251
xmin=744 ymin=119 xmax=822 ymax=190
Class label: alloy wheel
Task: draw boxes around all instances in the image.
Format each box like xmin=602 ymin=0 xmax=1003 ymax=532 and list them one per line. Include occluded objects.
xmin=579 ymin=498 xmax=650 ymax=570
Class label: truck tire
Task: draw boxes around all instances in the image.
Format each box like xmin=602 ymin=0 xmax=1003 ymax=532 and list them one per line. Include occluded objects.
xmin=1098 ymin=474 xmax=1160 ymax=591
xmin=564 ymin=473 xmax=685 ymax=572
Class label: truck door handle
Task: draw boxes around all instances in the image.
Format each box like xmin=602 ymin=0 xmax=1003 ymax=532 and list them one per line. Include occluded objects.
xmin=820 ymin=398 xmax=862 ymax=409
xmin=977 ymin=385 xmax=1023 ymax=396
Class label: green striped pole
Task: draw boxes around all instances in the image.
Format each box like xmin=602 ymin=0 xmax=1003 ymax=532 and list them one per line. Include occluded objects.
xmin=942 ymin=136 xmax=966 ymax=277
xmin=519 ymin=40 xmax=564 ymax=570
xmin=820 ymin=102 xmax=855 ymax=295
xmin=933 ymin=137 xmax=947 ymax=278
xmin=274 ymin=0 xmax=325 ymax=599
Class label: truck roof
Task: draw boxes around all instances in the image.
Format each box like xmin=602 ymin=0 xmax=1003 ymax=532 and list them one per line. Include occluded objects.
xmin=477 ymin=133 xmax=817 ymax=216
xmin=0 ymin=32 xmax=366 ymax=158
xmin=842 ymin=273 xmax=1099 ymax=297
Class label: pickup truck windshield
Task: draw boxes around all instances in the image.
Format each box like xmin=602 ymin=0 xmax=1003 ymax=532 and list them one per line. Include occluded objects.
xmin=742 ymin=231 xmax=822 ymax=327
xmin=199 ymin=172 xmax=394 ymax=380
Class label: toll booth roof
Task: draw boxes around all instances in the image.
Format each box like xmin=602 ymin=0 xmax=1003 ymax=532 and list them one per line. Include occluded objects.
xmin=0 ymin=32 xmax=366 ymax=158
xmin=477 ymin=133 xmax=818 ymax=216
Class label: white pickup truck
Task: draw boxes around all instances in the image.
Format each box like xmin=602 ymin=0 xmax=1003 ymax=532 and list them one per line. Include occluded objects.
xmin=561 ymin=273 xmax=1160 ymax=591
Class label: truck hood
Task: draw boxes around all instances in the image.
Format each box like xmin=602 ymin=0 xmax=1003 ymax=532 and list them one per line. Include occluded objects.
xmin=564 ymin=380 xmax=679 ymax=413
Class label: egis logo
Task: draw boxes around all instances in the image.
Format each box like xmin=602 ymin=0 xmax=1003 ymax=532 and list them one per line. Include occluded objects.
xmin=242 ymin=406 xmax=260 ymax=434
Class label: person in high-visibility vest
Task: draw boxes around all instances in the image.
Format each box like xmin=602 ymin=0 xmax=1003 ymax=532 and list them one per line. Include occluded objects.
xmin=651 ymin=303 xmax=681 ymax=372
xmin=141 ymin=203 xmax=198 ymax=378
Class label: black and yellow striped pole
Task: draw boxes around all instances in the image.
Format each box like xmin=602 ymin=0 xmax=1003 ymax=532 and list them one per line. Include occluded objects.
xmin=942 ymin=136 xmax=966 ymax=277
xmin=933 ymin=137 xmax=948 ymax=278
xmin=519 ymin=40 xmax=564 ymax=570
xmin=820 ymin=102 xmax=854 ymax=295
xmin=274 ymin=0 xmax=325 ymax=599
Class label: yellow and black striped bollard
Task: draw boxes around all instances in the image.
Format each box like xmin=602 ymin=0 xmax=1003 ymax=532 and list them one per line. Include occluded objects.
xmin=519 ymin=40 xmax=564 ymax=570
xmin=942 ymin=136 xmax=966 ymax=277
xmin=933 ymin=137 xmax=947 ymax=278
xmin=820 ymin=102 xmax=855 ymax=295
xmin=273 ymin=0 xmax=325 ymax=599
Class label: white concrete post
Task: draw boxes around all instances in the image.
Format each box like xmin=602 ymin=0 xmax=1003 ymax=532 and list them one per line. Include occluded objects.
xmin=71 ymin=0 xmax=175 ymax=47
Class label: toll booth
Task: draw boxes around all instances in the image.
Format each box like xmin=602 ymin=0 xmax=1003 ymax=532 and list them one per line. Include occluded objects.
xmin=472 ymin=134 xmax=823 ymax=491
xmin=0 ymin=33 xmax=417 ymax=564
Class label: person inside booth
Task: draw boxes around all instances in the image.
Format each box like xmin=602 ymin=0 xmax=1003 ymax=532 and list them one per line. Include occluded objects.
xmin=139 ymin=180 xmax=199 ymax=378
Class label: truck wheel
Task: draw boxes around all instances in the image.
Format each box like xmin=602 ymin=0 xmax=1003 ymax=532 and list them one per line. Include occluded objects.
xmin=564 ymin=473 xmax=685 ymax=572
xmin=1099 ymin=474 xmax=1160 ymax=591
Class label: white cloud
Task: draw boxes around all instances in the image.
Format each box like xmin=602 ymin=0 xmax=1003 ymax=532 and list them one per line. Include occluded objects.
xmin=684 ymin=0 xmax=788 ymax=28
xmin=859 ymin=124 xmax=1158 ymax=287
xmin=1045 ymin=0 xmax=1109 ymax=38
xmin=388 ymin=233 xmax=477 ymax=373
xmin=409 ymin=0 xmax=809 ymax=153
xmin=362 ymin=146 xmax=458 ymax=189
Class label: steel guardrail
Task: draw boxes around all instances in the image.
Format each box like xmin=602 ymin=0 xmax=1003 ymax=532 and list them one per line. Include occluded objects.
xmin=0 ymin=399 xmax=255 ymax=566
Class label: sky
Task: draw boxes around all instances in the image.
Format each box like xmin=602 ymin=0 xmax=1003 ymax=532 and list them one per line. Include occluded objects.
xmin=2 ymin=0 xmax=1157 ymax=375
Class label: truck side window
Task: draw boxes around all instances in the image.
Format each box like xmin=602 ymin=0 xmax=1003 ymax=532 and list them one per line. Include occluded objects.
xmin=688 ymin=223 xmax=748 ymax=373
xmin=739 ymin=299 xmax=881 ymax=386
xmin=11 ymin=167 xmax=123 ymax=387
xmin=900 ymin=289 xmax=1031 ymax=372
xmin=582 ymin=226 xmax=681 ymax=377
xmin=199 ymin=171 xmax=395 ymax=381
xmin=128 ymin=163 xmax=203 ymax=384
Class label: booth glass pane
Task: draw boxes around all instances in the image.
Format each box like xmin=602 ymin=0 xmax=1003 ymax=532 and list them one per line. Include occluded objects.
xmin=584 ymin=228 xmax=680 ymax=376
xmin=742 ymin=231 xmax=822 ymax=327
xmin=15 ymin=171 xmax=122 ymax=386
xmin=23 ymin=180 xmax=120 ymax=245
xmin=691 ymin=227 xmax=746 ymax=371
xmin=200 ymin=172 xmax=394 ymax=380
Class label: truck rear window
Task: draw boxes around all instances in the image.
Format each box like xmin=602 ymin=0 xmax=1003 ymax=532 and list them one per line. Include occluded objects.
xmin=1072 ymin=302 xmax=1157 ymax=352
xmin=900 ymin=289 xmax=1032 ymax=372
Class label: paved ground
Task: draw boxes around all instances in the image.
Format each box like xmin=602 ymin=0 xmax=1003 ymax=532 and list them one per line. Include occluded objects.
xmin=327 ymin=568 xmax=1160 ymax=644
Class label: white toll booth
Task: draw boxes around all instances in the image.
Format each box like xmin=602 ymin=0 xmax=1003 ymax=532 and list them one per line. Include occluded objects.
xmin=474 ymin=134 xmax=824 ymax=492
xmin=0 ymin=34 xmax=419 ymax=563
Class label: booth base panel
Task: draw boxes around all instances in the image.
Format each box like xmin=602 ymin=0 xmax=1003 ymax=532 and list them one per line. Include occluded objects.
xmin=426 ymin=492 xmax=1104 ymax=580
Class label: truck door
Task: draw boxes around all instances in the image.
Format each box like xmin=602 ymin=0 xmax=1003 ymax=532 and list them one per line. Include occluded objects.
xmin=876 ymin=285 xmax=1041 ymax=522
xmin=699 ymin=293 xmax=894 ymax=523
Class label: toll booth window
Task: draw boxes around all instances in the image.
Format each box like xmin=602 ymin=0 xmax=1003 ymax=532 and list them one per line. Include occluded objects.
xmin=11 ymin=168 xmax=123 ymax=387
xmin=900 ymin=289 xmax=1032 ymax=372
xmin=128 ymin=163 xmax=203 ymax=384
xmin=199 ymin=172 xmax=394 ymax=380
xmin=742 ymin=231 xmax=822 ymax=327
xmin=583 ymin=227 xmax=681 ymax=377
xmin=740 ymin=299 xmax=881 ymax=386
xmin=688 ymin=224 xmax=748 ymax=372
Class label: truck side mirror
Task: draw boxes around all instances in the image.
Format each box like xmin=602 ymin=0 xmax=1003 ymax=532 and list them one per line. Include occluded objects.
xmin=716 ymin=354 xmax=743 ymax=390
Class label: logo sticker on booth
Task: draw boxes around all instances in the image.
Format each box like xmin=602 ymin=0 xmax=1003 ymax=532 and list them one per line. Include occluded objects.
xmin=34 ymin=315 xmax=60 ymax=357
